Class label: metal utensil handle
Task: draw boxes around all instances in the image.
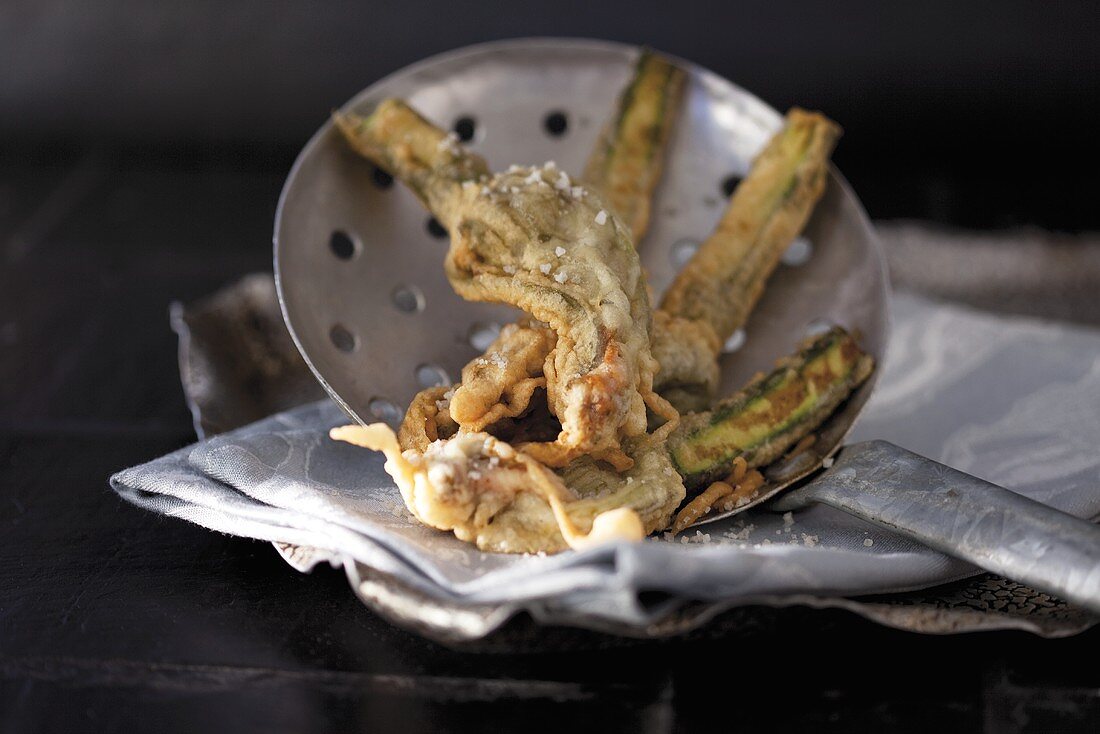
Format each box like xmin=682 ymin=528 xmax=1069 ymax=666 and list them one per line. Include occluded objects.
xmin=779 ymin=440 xmax=1100 ymax=614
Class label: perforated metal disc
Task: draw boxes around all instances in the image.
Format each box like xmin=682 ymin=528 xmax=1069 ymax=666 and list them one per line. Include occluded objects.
xmin=274 ymin=38 xmax=888 ymax=480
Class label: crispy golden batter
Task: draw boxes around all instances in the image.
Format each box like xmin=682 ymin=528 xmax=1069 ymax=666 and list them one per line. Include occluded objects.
xmin=332 ymin=423 xmax=683 ymax=553
xmin=448 ymin=322 xmax=555 ymax=432
xmin=439 ymin=162 xmax=662 ymax=465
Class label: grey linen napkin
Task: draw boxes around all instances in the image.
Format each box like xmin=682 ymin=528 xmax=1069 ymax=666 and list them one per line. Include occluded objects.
xmin=112 ymin=284 xmax=1100 ymax=638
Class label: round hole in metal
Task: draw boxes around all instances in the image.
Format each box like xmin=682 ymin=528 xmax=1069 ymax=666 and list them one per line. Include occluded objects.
xmin=329 ymin=230 xmax=357 ymax=260
xmin=371 ymin=166 xmax=394 ymax=189
xmin=669 ymin=238 xmax=700 ymax=267
xmin=721 ymin=174 xmax=742 ymax=198
xmin=782 ymin=237 xmax=813 ymax=266
xmin=329 ymin=323 xmax=358 ymax=353
xmin=368 ymin=397 xmax=402 ymax=426
xmin=543 ymin=110 xmax=568 ymax=137
xmin=391 ymin=284 xmax=425 ymax=313
xmin=804 ymin=318 xmax=833 ymax=339
xmin=426 ymin=217 xmax=448 ymax=239
xmin=453 ymin=116 xmax=477 ymax=142
xmin=722 ymin=328 xmax=747 ymax=354
xmin=467 ymin=321 xmax=501 ymax=351
xmin=415 ymin=363 xmax=451 ymax=388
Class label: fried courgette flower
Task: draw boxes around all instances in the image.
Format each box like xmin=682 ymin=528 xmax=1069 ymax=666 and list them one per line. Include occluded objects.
xmin=329 ymin=52 xmax=872 ymax=553
xmin=335 ymin=99 xmax=677 ymax=469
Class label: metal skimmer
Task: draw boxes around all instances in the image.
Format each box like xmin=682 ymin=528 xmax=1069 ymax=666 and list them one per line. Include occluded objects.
xmin=275 ymin=39 xmax=1100 ymax=613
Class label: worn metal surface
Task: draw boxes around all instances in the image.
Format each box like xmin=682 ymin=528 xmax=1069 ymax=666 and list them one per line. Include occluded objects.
xmin=773 ymin=441 xmax=1100 ymax=614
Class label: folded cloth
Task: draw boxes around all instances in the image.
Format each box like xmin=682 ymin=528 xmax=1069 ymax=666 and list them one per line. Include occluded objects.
xmin=112 ymin=292 xmax=1100 ymax=632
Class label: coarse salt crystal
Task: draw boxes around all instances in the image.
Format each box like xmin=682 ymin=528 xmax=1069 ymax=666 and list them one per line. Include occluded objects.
xmin=503 ymin=264 xmax=516 ymax=274
xmin=554 ymin=171 xmax=571 ymax=190
xmin=436 ymin=132 xmax=459 ymax=151
xmin=863 ymin=538 xmax=874 ymax=547
xmin=539 ymin=263 xmax=552 ymax=274
xmin=782 ymin=511 xmax=795 ymax=528
xmin=594 ymin=210 xmax=608 ymax=225
xmin=571 ymin=186 xmax=585 ymax=199
xmin=543 ymin=160 xmax=557 ymax=169
xmin=553 ymin=271 xmax=568 ymax=284
xmin=822 ymin=457 xmax=834 ymax=468
xmin=554 ymin=246 xmax=566 ymax=257
xmin=801 ymin=534 xmax=819 ymax=547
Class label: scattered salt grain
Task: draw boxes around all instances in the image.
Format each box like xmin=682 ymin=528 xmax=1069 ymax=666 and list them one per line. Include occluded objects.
xmin=436 ymin=132 xmax=460 ymax=152
xmin=782 ymin=511 xmax=795 ymax=528
xmin=571 ymin=186 xmax=585 ymax=199
xmin=554 ymin=246 xmax=566 ymax=257
xmin=863 ymin=538 xmax=874 ymax=547
xmin=553 ymin=271 xmax=568 ymax=284
xmin=801 ymin=534 xmax=819 ymax=547
xmin=822 ymin=456 xmax=834 ymax=468
xmin=594 ymin=210 xmax=608 ymax=225
xmin=554 ymin=171 xmax=571 ymax=191
xmin=503 ymin=264 xmax=516 ymax=274
xmin=722 ymin=523 xmax=755 ymax=541
xmin=539 ymin=263 xmax=552 ymax=275
xmin=680 ymin=530 xmax=711 ymax=544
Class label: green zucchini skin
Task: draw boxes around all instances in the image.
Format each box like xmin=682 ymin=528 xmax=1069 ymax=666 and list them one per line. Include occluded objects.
xmin=669 ymin=326 xmax=873 ymax=489
xmin=333 ymin=99 xmax=490 ymax=211
xmin=660 ymin=109 xmax=842 ymax=347
xmin=582 ymin=50 xmax=687 ymax=244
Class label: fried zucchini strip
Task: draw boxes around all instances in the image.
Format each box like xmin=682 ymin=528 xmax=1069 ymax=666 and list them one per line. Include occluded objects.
xmin=660 ymin=109 xmax=842 ymax=346
xmin=583 ymin=50 xmax=687 ymax=243
xmin=668 ymin=327 xmax=872 ymax=490
xmin=333 ymin=99 xmax=489 ymax=212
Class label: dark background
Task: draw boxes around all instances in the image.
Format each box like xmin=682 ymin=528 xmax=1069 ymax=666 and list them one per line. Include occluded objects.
xmin=2 ymin=2 xmax=1099 ymax=732
xmin=3 ymin=0 xmax=1098 ymax=229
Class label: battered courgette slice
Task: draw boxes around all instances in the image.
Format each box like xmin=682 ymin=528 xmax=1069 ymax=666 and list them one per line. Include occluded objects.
xmin=660 ymin=109 xmax=842 ymax=345
xmin=583 ymin=50 xmax=687 ymax=244
xmin=333 ymin=99 xmax=490 ymax=211
xmin=668 ymin=327 xmax=873 ymax=489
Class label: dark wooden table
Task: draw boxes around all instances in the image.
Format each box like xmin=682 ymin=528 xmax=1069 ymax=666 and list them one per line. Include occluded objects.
xmin=2 ymin=143 xmax=1098 ymax=733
